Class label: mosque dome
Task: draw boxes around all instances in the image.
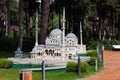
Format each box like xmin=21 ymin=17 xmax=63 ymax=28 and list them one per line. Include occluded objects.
xmin=50 ymin=29 xmax=62 ymax=35
xmin=49 ymin=29 xmax=62 ymax=39
xmin=66 ymin=33 xmax=77 ymax=39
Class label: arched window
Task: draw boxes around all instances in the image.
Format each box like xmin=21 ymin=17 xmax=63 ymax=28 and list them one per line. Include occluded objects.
xmin=56 ymin=53 xmax=59 ymax=56
xmin=38 ymin=53 xmax=40 ymax=56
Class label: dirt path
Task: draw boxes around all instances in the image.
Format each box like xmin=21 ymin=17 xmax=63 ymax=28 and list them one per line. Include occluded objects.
xmin=83 ymin=50 xmax=120 ymax=80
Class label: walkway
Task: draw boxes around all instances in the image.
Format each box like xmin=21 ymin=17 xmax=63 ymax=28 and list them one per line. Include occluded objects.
xmin=83 ymin=50 xmax=120 ymax=80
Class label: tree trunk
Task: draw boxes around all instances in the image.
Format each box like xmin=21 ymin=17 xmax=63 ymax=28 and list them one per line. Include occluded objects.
xmin=98 ymin=17 xmax=102 ymax=40
xmin=29 ymin=16 xmax=33 ymax=37
xmin=25 ymin=10 xmax=28 ymax=36
xmin=39 ymin=0 xmax=50 ymax=44
xmin=18 ymin=0 xmax=24 ymax=49
xmin=7 ymin=0 xmax=11 ymax=37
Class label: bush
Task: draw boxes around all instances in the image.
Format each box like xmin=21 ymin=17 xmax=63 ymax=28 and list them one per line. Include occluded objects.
xmin=88 ymin=57 xmax=96 ymax=66
xmin=0 ymin=58 xmax=13 ymax=69
xmin=80 ymin=62 xmax=88 ymax=72
xmin=87 ymin=39 xmax=101 ymax=50
xmin=88 ymin=57 xmax=103 ymax=67
xmin=66 ymin=61 xmax=88 ymax=73
xmin=86 ymin=50 xmax=97 ymax=57
xmin=66 ymin=62 xmax=77 ymax=72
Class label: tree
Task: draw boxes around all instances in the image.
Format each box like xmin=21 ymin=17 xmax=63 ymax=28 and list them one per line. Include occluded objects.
xmin=23 ymin=0 xmax=38 ymax=37
xmin=16 ymin=0 xmax=24 ymax=52
xmin=0 ymin=0 xmax=6 ymax=38
xmin=39 ymin=0 xmax=50 ymax=44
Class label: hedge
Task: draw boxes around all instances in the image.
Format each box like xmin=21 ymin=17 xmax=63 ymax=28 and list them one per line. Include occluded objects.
xmin=0 ymin=59 xmax=13 ymax=69
xmin=66 ymin=62 xmax=77 ymax=72
xmin=87 ymin=39 xmax=120 ymax=50
xmin=86 ymin=50 xmax=97 ymax=57
xmin=66 ymin=61 xmax=88 ymax=72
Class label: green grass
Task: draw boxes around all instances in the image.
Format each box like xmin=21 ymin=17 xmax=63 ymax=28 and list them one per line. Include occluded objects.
xmin=0 ymin=69 xmax=19 ymax=80
xmin=0 ymin=65 xmax=104 ymax=80
xmin=33 ymin=71 xmax=77 ymax=80
xmin=0 ymin=69 xmax=77 ymax=80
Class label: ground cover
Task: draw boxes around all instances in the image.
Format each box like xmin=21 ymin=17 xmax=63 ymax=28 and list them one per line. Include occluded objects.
xmin=0 ymin=65 xmax=103 ymax=80
xmin=0 ymin=69 xmax=77 ymax=80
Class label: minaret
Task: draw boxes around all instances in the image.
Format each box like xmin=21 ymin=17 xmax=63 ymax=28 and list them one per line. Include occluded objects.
xmin=35 ymin=7 xmax=39 ymax=46
xmin=61 ymin=7 xmax=66 ymax=60
xmin=62 ymin=7 xmax=65 ymax=47
xmin=80 ymin=21 xmax=83 ymax=45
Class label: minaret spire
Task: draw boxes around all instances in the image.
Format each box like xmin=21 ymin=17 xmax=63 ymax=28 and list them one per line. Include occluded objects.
xmin=62 ymin=7 xmax=65 ymax=47
xmin=80 ymin=21 xmax=83 ymax=45
xmin=35 ymin=8 xmax=39 ymax=46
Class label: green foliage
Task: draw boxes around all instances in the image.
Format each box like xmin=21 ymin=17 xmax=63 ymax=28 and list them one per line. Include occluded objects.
xmin=86 ymin=50 xmax=97 ymax=57
xmin=87 ymin=39 xmax=120 ymax=50
xmin=66 ymin=62 xmax=77 ymax=72
xmin=88 ymin=57 xmax=96 ymax=66
xmin=86 ymin=50 xmax=103 ymax=66
xmin=87 ymin=39 xmax=101 ymax=50
xmin=66 ymin=61 xmax=88 ymax=72
xmin=0 ymin=59 xmax=13 ymax=69
xmin=101 ymin=39 xmax=120 ymax=50
xmin=81 ymin=62 xmax=89 ymax=72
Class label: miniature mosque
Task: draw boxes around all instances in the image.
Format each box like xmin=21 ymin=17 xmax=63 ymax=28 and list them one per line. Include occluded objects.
xmin=30 ymin=8 xmax=86 ymax=60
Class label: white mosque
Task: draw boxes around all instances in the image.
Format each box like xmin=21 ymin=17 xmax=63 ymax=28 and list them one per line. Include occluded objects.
xmin=30 ymin=8 xmax=86 ymax=60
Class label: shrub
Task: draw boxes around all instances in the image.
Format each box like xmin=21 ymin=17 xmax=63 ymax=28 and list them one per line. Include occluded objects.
xmin=88 ymin=57 xmax=96 ymax=66
xmin=88 ymin=57 xmax=103 ymax=67
xmin=87 ymin=39 xmax=101 ymax=50
xmin=86 ymin=50 xmax=97 ymax=57
xmin=66 ymin=62 xmax=77 ymax=72
xmin=0 ymin=58 xmax=13 ymax=69
xmin=66 ymin=61 xmax=88 ymax=73
xmin=80 ymin=62 xmax=88 ymax=72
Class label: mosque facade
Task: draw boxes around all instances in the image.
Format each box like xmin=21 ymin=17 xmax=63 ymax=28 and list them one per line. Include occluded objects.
xmin=30 ymin=28 xmax=86 ymax=60
xmin=30 ymin=7 xmax=86 ymax=60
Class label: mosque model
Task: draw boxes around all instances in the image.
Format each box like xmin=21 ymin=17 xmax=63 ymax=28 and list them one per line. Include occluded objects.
xmin=30 ymin=8 xmax=86 ymax=60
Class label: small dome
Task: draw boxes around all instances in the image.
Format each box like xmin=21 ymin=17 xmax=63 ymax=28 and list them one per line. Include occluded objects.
xmin=50 ymin=29 xmax=62 ymax=35
xmin=66 ymin=33 xmax=77 ymax=38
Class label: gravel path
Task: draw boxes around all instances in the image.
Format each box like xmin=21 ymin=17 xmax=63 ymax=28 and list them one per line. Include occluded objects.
xmin=82 ymin=50 xmax=120 ymax=80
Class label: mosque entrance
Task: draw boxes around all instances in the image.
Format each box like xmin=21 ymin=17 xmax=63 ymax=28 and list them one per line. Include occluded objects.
xmin=45 ymin=49 xmax=54 ymax=56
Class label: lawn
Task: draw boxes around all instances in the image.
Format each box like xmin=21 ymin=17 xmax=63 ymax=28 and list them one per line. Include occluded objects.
xmin=0 ymin=69 xmax=77 ymax=80
xmin=0 ymin=65 xmax=103 ymax=80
